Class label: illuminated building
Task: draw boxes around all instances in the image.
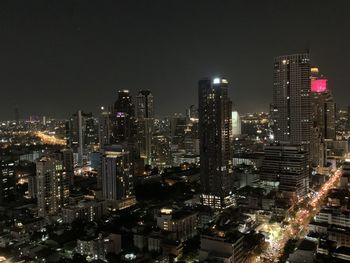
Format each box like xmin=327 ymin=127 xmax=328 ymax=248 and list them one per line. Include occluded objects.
xmin=66 ymin=110 xmax=99 ymax=165
xmin=98 ymin=106 xmax=112 ymax=147
xmin=231 ymin=111 xmax=241 ymax=137
xmin=36 ymin=156 xmax=69 ymax=217
xmin=101 ymin=145 xmax=135 ymax=209
xmin=136 ymin=90 xmax=154 ymax=165
xmin=152 ymin=134 xmax=172 ymax=168
xmin=260 ymin=144 xmax=309 ymax=200
xmin=310 ymin=66 xmax=336 ymax=167
xmin=136 ymin=90 xmax=154 ymax=119
xmin=55 ymin=148 xmax=74 ymax=186
xmin=112 ymin=90 xmax=136 ymax=143
xmin=0 ymin=159 xmax=15 ymax=203
xmin=198 ymin=77 xmax=233 ymax=208
xmin=271 ymin=53 xmax=311 ymax=148
xmin=156 ymin=208 xmax=197 ymax=242
xmin=62 ymin=200 xmax=106 ymax=223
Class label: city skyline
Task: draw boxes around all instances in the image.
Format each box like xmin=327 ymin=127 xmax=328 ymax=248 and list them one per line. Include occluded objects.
xmin=2 ymin=0 xmax=350 ymax=119
xmin=1 ymin=2 xmax=350 ymax=262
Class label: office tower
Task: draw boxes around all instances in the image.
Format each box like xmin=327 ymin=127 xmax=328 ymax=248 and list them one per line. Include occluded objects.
xmin=36 ymin=157 xmax=69 ymax=217
xmin=0 ymin=159 xmax=15 ymax=203
xmin=309 ymin=67 xmax=336 ymax=167
xmin=198 ymin=77 xmax=233 ymax=208
xmin=231 ymin=111 xmax=241 ymax=137
xmin=57 ymin=149 xmax=74 ymax=186
xmin=152 ymin=134 xmax=172 ymax=168
xmin=271 ymin=53 xmax=311 ymax=147
xmin=170 ymin=114 xmax=187 ymax=144
xmin=135 ymin=90 xmax=154 ymax=165
xmin=101 ymin=145 xmax=135 ymax=209
xmin=112 ymin=90 xmax=136 ymax=143
xmin=136 ymin=90 xmax=154 ymax=119
xmin=66 ymin=111 xmax=99 ymax=165
xmin=260 ymin=144 xmax=309 ymax=201
xmin=310 ymin=68 xmax=336 ymax=140
xmin=99 ymin=106 xmax=112 ymax=147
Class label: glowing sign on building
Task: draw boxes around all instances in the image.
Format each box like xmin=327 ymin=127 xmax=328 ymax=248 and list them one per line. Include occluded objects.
xmin=311 ymin=79 xmax=327 ymax=93
xmin=116 ymin=112 xmax=125 ymax=118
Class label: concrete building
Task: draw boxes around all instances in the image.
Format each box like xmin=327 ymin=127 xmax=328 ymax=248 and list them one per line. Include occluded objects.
xmin=62 ymin=200 xmax=106 ymax=223
xmin=199 ymin=229 xmax=244 ymax=263
xmin=198 ymin=77 xmax=233 ymax=208
xmin=156 ymin=208 xmax=197 ymax=242
xmin=271 ymin=53 xmax=311 ymax=150
xmin=260 ymin=144 xmax=309 ymax=200
xmin=101 ymin=145 xmax=135 ymax=209
xmin=36 ymin=157 xmax=69 ymax=217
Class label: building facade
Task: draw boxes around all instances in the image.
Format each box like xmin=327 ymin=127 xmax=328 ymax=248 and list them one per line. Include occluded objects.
xmin=198 ymin=77 xmax=233 ymax=208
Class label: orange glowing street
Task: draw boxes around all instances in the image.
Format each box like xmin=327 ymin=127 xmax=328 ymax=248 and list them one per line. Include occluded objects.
xmin=257 ymin=168 xmax=343 ymax=262
xmin=34 ymin=131 xmax=66 ymax=146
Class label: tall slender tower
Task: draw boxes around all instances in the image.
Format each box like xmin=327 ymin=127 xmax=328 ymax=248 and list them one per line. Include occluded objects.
xmin=198 ymin=77 xmax=233 ymax=208
xmin=136 ymin=90 xmax=154 ymax=165
xmin=271 ymin=53 xmax=311 ymax=147
xmin=309 ymin=67 xmax=336 ymax=167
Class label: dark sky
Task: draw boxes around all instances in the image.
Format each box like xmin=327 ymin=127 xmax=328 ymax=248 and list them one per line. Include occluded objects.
xmin=1 ymin=0 xmax=350 ymax=120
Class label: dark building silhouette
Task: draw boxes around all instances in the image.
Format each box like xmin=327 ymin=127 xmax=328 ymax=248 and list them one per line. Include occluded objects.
xmin=198 ymin=77 xmax=233 ymax=208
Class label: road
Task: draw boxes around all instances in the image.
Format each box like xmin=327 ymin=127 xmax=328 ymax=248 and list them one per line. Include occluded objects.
xmin=256 ymin=168 xmax=343 ymax=262
xmin=34 ymin=131 xmax=66 ymax=145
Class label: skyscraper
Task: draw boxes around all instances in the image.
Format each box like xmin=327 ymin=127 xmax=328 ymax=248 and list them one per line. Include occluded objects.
xmin=56 ymin=149 xmax=74 ymax=186
xmin=66 ymin=110 xmax=99 ymax=165
xmin=112 ymin=90 xmax=136 ymax=143
xmin=101 ymin=144 xmax=135 ymax=209
xmin=98 ymin=106 xmax=112 ymax=147
xmin=198 ymin=77 xmax=233 ymax=208
xmin=136 ymin=90 xmax=154 ymax=119
xmin=135 ymin=90 xmax=154 ymax=165
xmin=310 ymin=67 xmax=336 ymax=167
xmin=36 ymin=157 xmax=69 ymax=217
xmin=271 ymin=53 xmax=311 ymax=147
xmin=0 ymin=159 xmax=15 ymax=204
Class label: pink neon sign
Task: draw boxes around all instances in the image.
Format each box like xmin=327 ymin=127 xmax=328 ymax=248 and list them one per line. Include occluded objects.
xmin=311 ymin=79 xmax=327 ymax=93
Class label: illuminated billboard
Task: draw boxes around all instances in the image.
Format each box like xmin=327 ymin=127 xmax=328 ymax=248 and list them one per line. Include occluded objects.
xmin=311 ymin=79 xmax=327 ymax=93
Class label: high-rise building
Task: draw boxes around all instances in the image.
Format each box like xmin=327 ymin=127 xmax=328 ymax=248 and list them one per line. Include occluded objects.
xmin=36 ymin=157 xmax=69 ymax=217
xmin=271 ymin=53 xmax=311 ymax=147
xmin=310 ymin=68 xmax=336 ymax=140
xmin=66 ymin=110 xmax=99 ymax=165
xmin=231 ymin=111 xmax=241 ymax=137
xmin=136 ymin=90 xmax=154 ymax=165
xmin=112 ymin=90 xmax=136 ymax=143
xmin=198 ymin=77 xmax=233 ymax=208
xmin=136 ymin=90 xmax=154 ymax=119
xmin=260 ymin=144 xmax=309 ymax=201
xmin=98 ymin=106 xmax=112 ymax=147
xmin=57 ymin=149 xmax=74 ymax=186
xmin=310 ymin=67 xmax=336 ymax=167
xmin=0 ymin=159 xmax=15 ymax=203
xmin=101 ymin=145 xmax=135 ymax=209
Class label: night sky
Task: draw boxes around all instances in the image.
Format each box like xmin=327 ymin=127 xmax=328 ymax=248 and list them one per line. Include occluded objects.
xmin=1 ymin=0 xmax=350 ymax=120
